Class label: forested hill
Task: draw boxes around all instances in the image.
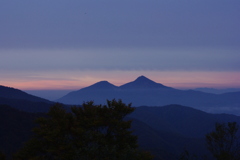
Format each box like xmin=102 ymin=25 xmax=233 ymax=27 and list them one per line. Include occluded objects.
xmin=129 ymin=105 xmax=240 ymax=138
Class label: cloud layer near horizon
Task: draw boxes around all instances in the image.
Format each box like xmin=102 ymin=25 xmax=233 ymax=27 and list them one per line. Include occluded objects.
xmin=1 ymin=48 xmax=240 ymax=72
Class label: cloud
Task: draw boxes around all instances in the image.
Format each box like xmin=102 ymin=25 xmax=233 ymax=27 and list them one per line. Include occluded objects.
xmin=0 ymin=48 xmax=240 ymax=72
xmin=0 ymin=0 xmax=239 ymax=49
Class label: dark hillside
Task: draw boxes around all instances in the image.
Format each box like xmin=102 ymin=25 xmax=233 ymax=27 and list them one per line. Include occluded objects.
xmin=0 ymin=85 xmax=50 ymax=103
xmin=129 ymin=105 xmax=240 ymax=138
xmin=1 ymin=103 xmax=240 ymax=159
xmin=130 ymin=118 xmax=209 ymax=159
xmin=0 ymin=85 xmax=56 ymax=112
xmin=0 ymin=97 xmax=52 ymax=112
xmin=0 ymin=105 xmax=44 ymax=159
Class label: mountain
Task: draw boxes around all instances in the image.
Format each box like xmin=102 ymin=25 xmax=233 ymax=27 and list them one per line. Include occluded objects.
xmin=0 ymin=85 xmax=50 ymax=103
xmin=82 ymin=81 xmax=119 ymax=90
xmin=130 ymin=105 xmax=240 ymax=138
xmin=57 ymin=76 xmax=174 ymax=105
xmin=3 ymin=83 xmax=240 ymax=158
xmin=58 ymin=81 xmax=120 ymax=105
xmin=129 ymin=105 xmax=240 ymax=159
xmin=120 ymin=75 xmax=172 ymax=90
xmin=0 ymin=85 xmax=53 ymax=112
xmin=57 ymin=76 xmax=240 ymax=115
xmin=194 ymin=87 xmax=240 ymax=94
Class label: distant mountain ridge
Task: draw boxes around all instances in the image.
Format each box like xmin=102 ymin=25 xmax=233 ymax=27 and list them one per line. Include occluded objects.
xmin=79 ymin=75 xmax=172 ymax=91
xmin=57 ymin=76 xmax=240 ymax=115
xmin=0 ymin=85 xmax=53 ymax=112
xmin=130 ymin=105 xmax=240 ymax=138
xmin=57 ymin=75 xmax=175 ymax=105
xmin=194 ymin=87 xmax=240 ymax=94
xmin=0 ymin=85 xmax=50 ymax=103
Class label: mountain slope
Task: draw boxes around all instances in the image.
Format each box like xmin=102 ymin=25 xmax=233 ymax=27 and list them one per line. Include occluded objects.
xmin=120 ymin=75 xmax=172 ymax=90
xmin=129 ymin=105 xmax=240 ymax=138
xmin=0 ymin=85 xmax=50 ymax=103
xmin=128 ymin=105 xmax=240 ymax=158
xmin=0 ymin=97 xmax=53 ymax=113
xmin=58 ymin=81 xmax=119 ymax=105
xmin=82 ymin=81 xmax=119 ymax=90
xmin=0 ymin=85 xmax=54 ymax=112
xmin=57 ymin=76 xmax=175 ymax=105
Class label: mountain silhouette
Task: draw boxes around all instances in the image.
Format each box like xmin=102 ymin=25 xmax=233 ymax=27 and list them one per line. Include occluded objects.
xmin=120 ymin=75 xmax=172 ymax=90
xmin=129 ymin=104 xmax=240 ymax=158
xmin=81 ymin=81 xmax=118 ymax=90
xmin=57 ymin=76 xmax=240 ymax=115
xmin=58 ymin=75 xmax=174 ymax=105
xmin=130 ymin=105 xmax=240 ymax=138
xmin=0 ymin=85 xmax=50 ymax=103
xmin=0 ymin=85 xmax=53 ymax=112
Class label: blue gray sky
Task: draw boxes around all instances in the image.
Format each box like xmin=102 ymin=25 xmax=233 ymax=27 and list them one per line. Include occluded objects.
xmin=0 ymin=0 xmax=240 ymax=90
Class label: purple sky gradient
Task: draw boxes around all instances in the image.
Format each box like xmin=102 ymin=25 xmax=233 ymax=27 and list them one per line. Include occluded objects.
xmin=0 ymin=0 xmax=239 ymax=90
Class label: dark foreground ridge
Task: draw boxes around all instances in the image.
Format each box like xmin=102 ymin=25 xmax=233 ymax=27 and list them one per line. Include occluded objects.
xmin=1 ymin=103 xmax=240 ymax=159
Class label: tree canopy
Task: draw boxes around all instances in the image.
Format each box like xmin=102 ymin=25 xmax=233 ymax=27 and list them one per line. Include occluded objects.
xmin=15 ymin=99 xmax=153 ymax=160
xmin=0 ymin=151 xmax=5 ymax=160
xmin=205 ymin=122 xmax=240 ymax=160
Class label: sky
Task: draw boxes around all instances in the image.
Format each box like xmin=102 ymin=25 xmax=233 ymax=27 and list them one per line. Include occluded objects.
xmin=0 ymin=0 xmax=240 ymax=92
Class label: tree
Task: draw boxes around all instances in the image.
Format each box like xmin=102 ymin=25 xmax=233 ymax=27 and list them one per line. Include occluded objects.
xmin=205 ymin=122 xmax=240 ymax=160
xmin=15 ymin=99 xmax=153 ymax=160
xmin=0 ymin=151 xmax=5 ymax=160
xmin=179 ymin=150 xmax=199 ymax=160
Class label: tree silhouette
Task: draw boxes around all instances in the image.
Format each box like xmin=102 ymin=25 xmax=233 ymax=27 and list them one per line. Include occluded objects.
xmin=0 ymin=151 xmax=5 ymax=160
xmin=15 ymin=99 xmax=153 ymax=160
xmin=205 ymin=122 xmax=240 ymax=160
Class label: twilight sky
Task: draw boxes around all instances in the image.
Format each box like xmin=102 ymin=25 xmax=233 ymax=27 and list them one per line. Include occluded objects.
xmin=0 ymin=0 xmax=240 ymax=90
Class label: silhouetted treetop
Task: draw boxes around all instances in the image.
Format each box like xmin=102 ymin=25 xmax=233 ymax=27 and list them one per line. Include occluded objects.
xmin=15 ymin=99 xmax=153 ymax=160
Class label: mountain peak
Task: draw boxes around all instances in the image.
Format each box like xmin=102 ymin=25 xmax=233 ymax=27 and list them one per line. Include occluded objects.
xmin=134 ymin=75 xmax=155 ymax=83
xmin=83 ymin=81 xmax=118 ymax=90
xmin=120 ymin=76 xmax=170 ymax=89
